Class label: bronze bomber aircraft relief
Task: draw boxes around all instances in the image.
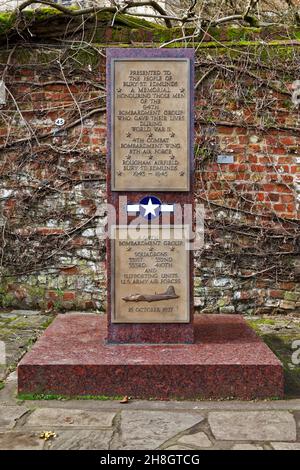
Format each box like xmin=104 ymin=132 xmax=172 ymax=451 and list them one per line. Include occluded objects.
xmin=122 ymin=285 xmax=179 ymax=303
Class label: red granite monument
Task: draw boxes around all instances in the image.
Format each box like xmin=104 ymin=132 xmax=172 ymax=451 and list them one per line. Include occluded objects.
xmin=106 ymin=48 xmax=195 ymax=344
xmin=17 ymin=48 xmax=284 ymax=399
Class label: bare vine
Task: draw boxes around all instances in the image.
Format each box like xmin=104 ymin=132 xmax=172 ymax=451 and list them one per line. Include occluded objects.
xmin=0 ymin=0 xmax=299 ymax=311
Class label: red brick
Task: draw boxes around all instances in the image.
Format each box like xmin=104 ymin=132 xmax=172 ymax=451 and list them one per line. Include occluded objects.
xmin=238 ymin=136 xmax=249 ymax=144
xmin=237 ymin=173 xmax=250 ymax=180
xmin=286 ymin=203 xmax=295 ymax=212
xmin=63 ymin=292 xmax=76 ymax=301
xmin=268 ymin=147 xmax=286 ymax=155
xmin=280 ymin=137 xmax=295 ymax=146
xmin=229 ymin=145 xmax=245 ymax=153
xmin=48 ymin=291 xmax=58 ymax=300
xmin=248 ymin=144 xmax=261 ymax=152
xmin=251 ymin=165 xmax=265 ymax=172
xmin=93 ymin=127 xmax=106 ymax=135
xmin=256 ymin=280 xmax=269 ymax=288
xmin=37 ymin=228 xmax=64 ymax=235
xmin=270 ymin=290 xmax=284 ymax=299
xmin=247 ymin=155 xmax=258 ymax=163
xmin=258 ymin=156 xmax=269 ymax=164
xmin=80 ymin=199 xmax=93 ymax=206
xmin=281 ymin=194 xmax=294 ymax=203
xmin=232 ymin=164 xmax=247 ymax=172
xmin=208 ymin=191 xmax=224 ymax=200
xmin=290 ymin=165 xmax=299 ymax=174
xmin=85 ymin=301 xmax=96 ymax=310
xmin=282 ymin=175 xmax=293 ymax=183
xmin=279 ymin=282 xmax=295 ymax=290
xmin=278 ymin=157 xmax=292 ymax=164
xmin=221 ymin=173 xmax=236 ymax=181
xmin=60 ymin=266 xmax=79 ymax=275
xmin=266 ymin=136 xmax=277 ymax=145
xmin=47 ymin=301 xmax=54 ymax=310
xmin=277 ymin=184 xmax=291 ymax=192
xmin=256 ymin=193 xmax=265 ymax=201
xmin=70 ymin=237 xmax=86 ymax=246
xmin=273 ymin=203 xmax=286 ymax=212
xmin=268 ymin=193 xmax=280 ymax=202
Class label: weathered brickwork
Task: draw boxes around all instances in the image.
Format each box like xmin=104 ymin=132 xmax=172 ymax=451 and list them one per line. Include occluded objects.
xmin=0 ymin=19 xmax=299 ymax=314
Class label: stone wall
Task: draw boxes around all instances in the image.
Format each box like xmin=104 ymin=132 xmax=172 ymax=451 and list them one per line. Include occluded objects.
xmin=0 ymin=14 xmax=299 ymax=314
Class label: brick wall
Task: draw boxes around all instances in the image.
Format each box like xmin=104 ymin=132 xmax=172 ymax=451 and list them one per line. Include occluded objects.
xmin=0 ymin=22 xmax=299 ymax=315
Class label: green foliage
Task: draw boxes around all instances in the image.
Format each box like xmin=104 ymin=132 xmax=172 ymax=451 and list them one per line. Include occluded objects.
xmin=247 ymin=320 xmax=300 ymax=398
xmin=28 ymin=285 xmax=45 ymax=300
xmin=41 ymin=317 xmax=54 ymax=329
xmin=0 ymin=292 xmax=15 ymax=309
xmin=247 ymin=318 xmax=276 ymax=331
xmin=284 ymin=291 xmax=299 ymax=302
xmin=18 ymin=393 xmax=124 ymax=401
xmin=30 ymin=7 xmax=64 ymax=22
xmin=0 ymin=3 xmax=299 ymax=51
xmin=0 ymin=276 xmax=17 ymax=308
xmin=262 ymin=334 xmax=300 ymax=398
xmin=114 ymin=13 xmax=164 ymax=30
xmin=0 ymin=12 xmax=15 ymax=34
xmin=226 ymin=26 xmax=261 ymax=41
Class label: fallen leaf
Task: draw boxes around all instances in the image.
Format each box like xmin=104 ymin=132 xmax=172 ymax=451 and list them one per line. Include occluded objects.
xmin=120 ymin=395 xmax=130 ymax=404
xmin=64 ymin=417 xmax=74 ymax=424
xmin=39 ymin=431 xmax=57 ymax=441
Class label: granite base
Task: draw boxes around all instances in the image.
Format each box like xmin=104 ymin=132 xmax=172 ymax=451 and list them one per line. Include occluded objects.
xmin=18 ymin=314 xmax=284 ymax=399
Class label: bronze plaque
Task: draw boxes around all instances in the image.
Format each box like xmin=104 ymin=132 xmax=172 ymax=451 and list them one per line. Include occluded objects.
xmin=111 ymin=59 xmax=190 ymax=191
xmin=112 ymin=226 xmax=190 ymax=323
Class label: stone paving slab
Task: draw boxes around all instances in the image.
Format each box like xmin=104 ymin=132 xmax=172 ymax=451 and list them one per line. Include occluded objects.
xmin=47 ymin=430 xmax=114 ymax=450
xmin=0 ymin=431 xmax=45 ymax=450
xmin=177 ymin=432 xmax=212 ymax=449
xmin=24 ymin=408 xmax=116 ymax=429
xmin=15 ymin=398 xmax=300 ymax=411
xmin=1 ymin=310 xmax=300 ymax=450
xmin=9 ymin=310 xmax=42 ymax=316
xmin=14 ymin=396 xmax=300 ymax=411
xmin=113 ymin=411 xmax=204 ymax=450
xmin=231 ymin=444 xmax=264 ymax=450
xmin=208 ymin=411 xmax=297 ymax=442
xmin=0 ymin=405 xmax=29 ymax=430
xmin=271 ymin=442 xmax=300 ymax=450
xmin=165 ymin=445 xmax=192 ymax=450
xmin=0 ymin=397 xmax=299 ymax=450
xmin=0 ymin=310 xmax=54 ymax=380
xmin=294 ymin=411 xmax=300 ymax=428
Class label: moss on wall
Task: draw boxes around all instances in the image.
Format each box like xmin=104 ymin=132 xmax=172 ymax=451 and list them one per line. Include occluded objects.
xmin=1 ymin=8 xmax=300 ymax=46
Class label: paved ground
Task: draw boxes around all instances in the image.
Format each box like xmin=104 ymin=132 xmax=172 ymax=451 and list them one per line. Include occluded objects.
xmin=1 ymin=372 xmax=300 ymax=450
xmin=0 ymin=309 xmax=300 ymax=450
xmin=0 ymin=309 xmax=54 ymax=381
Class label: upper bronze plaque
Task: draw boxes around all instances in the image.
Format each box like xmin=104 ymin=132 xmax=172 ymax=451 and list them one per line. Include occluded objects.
xmin=107 ymin=49 xmax=194 ymax=192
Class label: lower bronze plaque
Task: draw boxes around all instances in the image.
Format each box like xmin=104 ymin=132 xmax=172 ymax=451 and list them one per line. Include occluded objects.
xmin=112 ymin=226 xmax=190 ymax=323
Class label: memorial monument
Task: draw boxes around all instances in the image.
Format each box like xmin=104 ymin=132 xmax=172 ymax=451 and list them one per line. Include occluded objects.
xmin=17 ymin=48 xmax=284 ymax=400
xmin=106 ymin=48 xmax=194 ymax=344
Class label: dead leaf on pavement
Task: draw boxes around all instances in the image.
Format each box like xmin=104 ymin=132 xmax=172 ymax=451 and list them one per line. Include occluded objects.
xmin=120 ymin=395 xmax=130 ymax=404
xmin=39 ymin=431 xmax=57 ymax=441
xmin=64 ymin=416 xmax=74 ymax=424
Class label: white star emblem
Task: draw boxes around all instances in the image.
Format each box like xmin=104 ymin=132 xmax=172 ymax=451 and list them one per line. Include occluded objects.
xmin=140 ymin=198 xmax=160 ymax=217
